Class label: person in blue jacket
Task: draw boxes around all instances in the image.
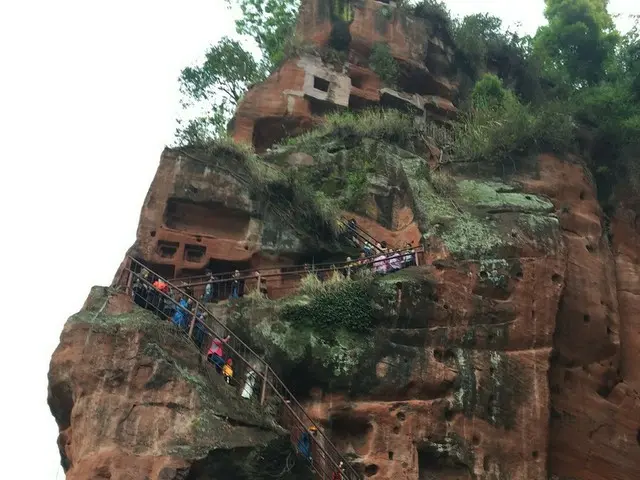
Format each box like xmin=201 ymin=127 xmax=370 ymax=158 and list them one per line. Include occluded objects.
xmin=172 ymin=296 xmax=190 ymax=329
xmin=297 ymin=430 xmax=312 ymax=463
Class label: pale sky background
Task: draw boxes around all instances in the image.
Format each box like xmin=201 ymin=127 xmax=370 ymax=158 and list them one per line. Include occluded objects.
xmin=0 ymin=0 xmax=636 ymax=478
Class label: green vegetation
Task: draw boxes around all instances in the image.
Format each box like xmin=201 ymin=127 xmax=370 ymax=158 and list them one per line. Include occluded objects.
xmin=452 ymin=77 xmax=575 ymax=164
xmin=176 ymin=37 xmax=268 ymax=145
xmin=287 ymin=109 xmax=419 ymax=150
xmin=188 ymin=136 xmax=346 ymax=246
xmin=369 ymin=42 xmax=399 ymax=86
xmin=281 ymin=273 xmax=378 ymax=333
xmin=176 ymin=0 xmax=300 ymax=145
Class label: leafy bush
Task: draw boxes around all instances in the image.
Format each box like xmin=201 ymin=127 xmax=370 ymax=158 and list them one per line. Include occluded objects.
xmin=452 ymin=92 xmax=575 ymax=163
xmin=471 ymin=73 xmax=508 ymax=110
xmin=369 ymin=43 xmax=399 ymax=86
xmin=410 ymin=0 xmax=454 ymax=41
xmin=281 ymin=277 xmax=376 ymax=333
xmin=288 ymin=109 xmax=418 ymax=150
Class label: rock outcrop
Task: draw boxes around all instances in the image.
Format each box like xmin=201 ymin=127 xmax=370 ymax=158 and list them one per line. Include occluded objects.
xmin=48 ymin=0 xmax=640 ymax=479
xmin=48 ymin=287 xmax=309 ymax=480
xmin=232 ymin=0 xmax=458 ymax=151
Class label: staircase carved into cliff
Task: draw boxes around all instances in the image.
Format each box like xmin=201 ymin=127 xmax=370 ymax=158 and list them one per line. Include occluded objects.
xmin=115 ymin=255 xmax=363 ymax=480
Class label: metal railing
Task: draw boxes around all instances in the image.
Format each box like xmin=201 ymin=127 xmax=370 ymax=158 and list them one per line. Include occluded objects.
xmin=169 ymin=247 xmax=424 ymax=302
xmin=114 ymin=256 xmax=361 ymax=480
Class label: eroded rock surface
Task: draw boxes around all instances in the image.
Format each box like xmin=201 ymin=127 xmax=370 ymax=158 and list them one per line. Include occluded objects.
xmin=48 ymin=0 xmax=640 ymax=478
xmin=233 ymin=0 xmax=458 ymax=151
xmin=48 ymin=287 xmax=308 ymax=480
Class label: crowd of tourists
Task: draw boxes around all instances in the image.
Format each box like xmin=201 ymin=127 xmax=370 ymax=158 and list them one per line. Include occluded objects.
xmin=131 ymin=270 xmax=255 ymax=393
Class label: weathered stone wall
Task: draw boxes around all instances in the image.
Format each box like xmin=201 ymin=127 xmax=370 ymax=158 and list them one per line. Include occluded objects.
xmin=48 ymin=287 xmax=309 ymax=480
xmin=233 ymin=0 xmax=458 ymax=150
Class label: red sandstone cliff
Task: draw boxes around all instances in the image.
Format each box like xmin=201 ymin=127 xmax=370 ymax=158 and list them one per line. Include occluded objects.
xmin=47 ymin=1 xmax=640 ymax=479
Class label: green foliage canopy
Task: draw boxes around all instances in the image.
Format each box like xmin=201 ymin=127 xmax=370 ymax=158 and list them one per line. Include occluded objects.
xmin=534 ymin=0 xmax=619 ymax=87
xmin=228 ymin=0 xmax=301 ymax=70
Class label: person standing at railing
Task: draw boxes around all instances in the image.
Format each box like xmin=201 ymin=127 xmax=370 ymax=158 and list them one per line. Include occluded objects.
xmin=132 ymin=272 xmax=150 ymax=309
xmin=222 ymin=358 xmax=234 ymax=384
xmin=193 ymin=312 xmax=207 ymax=350
xmin=152 ymin=278 xmax=170 ymax=319
xmin=363 ymin=241 xmax=374 ymax=257
xmin=172 ymin=296 xmax=189 ymax=329
xmin=207 ymin=335 xmax=231 ymax=373
xmin=403 ymin=242 xmax=415 ymax=267
xmin=202 ymin=272 xmax=217 ymax=303
xmin=388 ymin=249 xmax=402 ymax=273
xmin=373 ymin=251 xmax=388 ymax=275
xmin=241 ymin=363 xmax=258 ymax=400
xmin=297 ymin=427 xmax=314 ymax=465
xmin=230 ymin=270 xmax=241 ymax=299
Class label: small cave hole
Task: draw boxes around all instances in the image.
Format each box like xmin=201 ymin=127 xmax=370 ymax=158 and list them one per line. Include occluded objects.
xmin=364 ymin=464 xmax=379 ymax=477
xmin=596 ymin=385 xmax=613 ymax=398
xmin=532 ymin=450 xmax=539 ymax=459
xmin=607 ymin=326 xmax=613 ymax=336
xmin=525 ymin=195 xmax=532 ymax=200
xmin=444 ymin=407 xmax=454 ymax=421
xmin=584 ymin=314 xmax=590 ymax=323
xmin=586 ymin=244 xmax=595 ymax=253
xmin=393 ymin=426 xmax=400 ymax=434
xmin=150 ymin=230 xmax=156 ymax=237
xmin=579 ymin=190 xmax=585 ymax=200
xmin=479 ymin=270 xmax=488 ymax=279
xmin=515 ymin=270 xmax=523 ymax=279
xmin=388 ymin=451 xmax=394 ymax=460
xmin=350 ymin=74 xmax=364 ymax=89
xmin=195 ymin=235 xmax=202 ymax=242
xmin=472 ymin=435 xmax=480 ymax=446
xmin=510 ymin=231 xmax=517 ymax=238
xmin=636 ymin=428 xmax=640 ymax=446
xmin=551 ymin=273 xmax=562 ymax=283
xmin=396 ymin=411 xmax=406 ymax=422
xmin=244 ymin=245 xmax=249 ymax=250
xmin=443 ymin=303 xmax=449 ymax=310
xmin=433 ymin=350 xmax=444 ymax=362
xmin=313 ymin=76 xmax=330 ymax=92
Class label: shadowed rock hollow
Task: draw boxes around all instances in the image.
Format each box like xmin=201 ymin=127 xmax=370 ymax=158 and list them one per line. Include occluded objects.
xmin=48 ymin=1 xmax=640 ymax=479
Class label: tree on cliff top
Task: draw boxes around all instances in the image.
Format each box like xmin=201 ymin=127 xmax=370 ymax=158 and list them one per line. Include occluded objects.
xmin=534 ymin=0 xmax=619 ymax=87
xmin=175 ymin=0 xmax=299 ymax=145
xmin=229 ymin=0 xmax=300 ymax=70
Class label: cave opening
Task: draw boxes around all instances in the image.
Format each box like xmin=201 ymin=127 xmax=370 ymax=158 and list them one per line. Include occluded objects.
xmin=328 ymin=412 xmax=373 ymax=456
xmin=252 ymin=116 xmax=313 ymax=152
xmin=418 ymin=444 xmax=472 ymax=480
xmin=156 ymin=240 xmax=179 ymax=259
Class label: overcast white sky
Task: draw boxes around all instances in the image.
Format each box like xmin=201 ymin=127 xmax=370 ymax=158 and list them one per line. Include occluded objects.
xmin=0 ymin=0 xmax=636 ymax=478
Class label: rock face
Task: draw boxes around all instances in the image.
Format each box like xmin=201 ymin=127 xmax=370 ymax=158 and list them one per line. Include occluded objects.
xmin=48 ymin=0 xmax=640 ymax=479
xmin=232 ymin=0 xmax=458 ymax=151
xmin=48 ymin=287 xmax=308 ymax=480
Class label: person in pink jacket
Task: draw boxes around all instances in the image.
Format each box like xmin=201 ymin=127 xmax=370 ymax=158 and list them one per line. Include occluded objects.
xmin=208 ymin=335 xmax=230 ymax=373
